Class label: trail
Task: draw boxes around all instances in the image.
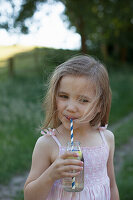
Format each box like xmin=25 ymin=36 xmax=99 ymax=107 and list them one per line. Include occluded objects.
xmin=109 ymin=112 xmax=133 ymax=132
xmin=0 ymin=112 xmax=133 ymax=199
xmin=109 ymin=112 xmax=133 ymax=174
xmin=0 ymin=172 xmax=28 ymax=200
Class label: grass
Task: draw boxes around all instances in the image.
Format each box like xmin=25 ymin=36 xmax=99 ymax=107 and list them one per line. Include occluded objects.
xmin=14 ymin=190 xmax=24 ymax=200
xmin=109 ymin=67 xmax=133 ymax=124
xmin=113 ymin=116 xmax=133 ymax=148
xmin=111 ymin=113 xmax=133 ymax=199
xmin=0 ymin=45 xmax=35 ymax=61
xmin=117 ymin=154 xmax=133 ymax=200
xmin=0 ymin=75 xmax=43 ymax=183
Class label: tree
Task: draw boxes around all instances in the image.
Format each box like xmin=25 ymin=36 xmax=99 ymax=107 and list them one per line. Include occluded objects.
xmin=0 ymin=0 xmax=133 ymax=58
xmin=57 ymin=0 xmax=99 ymax=53
xmin=0 ymin=0 xmax=47 ymax=34
xmin=0 ymin=0 xmax=99 ymax=53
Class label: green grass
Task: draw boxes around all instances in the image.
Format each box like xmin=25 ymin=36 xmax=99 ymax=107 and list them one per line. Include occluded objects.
xmin=109 ymin=68 xmax=133 ymax=124
xmin=112 ymin=113 xmax=133 ymax=199
xmin=117 ymin=155 xmax=133 ymax=200
xmin=0 ymin=75 xmax=43 ymax=183
xmin=0 ymin=45 xmax=34 ymax=60
xmin=14 ymin=190 xmax=24 ymax=200
xmin=113 ymin=116 xmax=133 ymax=148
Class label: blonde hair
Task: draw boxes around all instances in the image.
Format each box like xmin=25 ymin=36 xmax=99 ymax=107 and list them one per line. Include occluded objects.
xmin=42 ymin=55 xmax=112 ymax=129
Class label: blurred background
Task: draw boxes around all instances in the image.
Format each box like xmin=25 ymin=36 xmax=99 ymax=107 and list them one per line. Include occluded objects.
xmin=0 ymin=0 xmax=133 ymax=199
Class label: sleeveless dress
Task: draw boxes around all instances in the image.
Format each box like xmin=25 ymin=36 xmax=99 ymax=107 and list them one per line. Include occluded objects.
xmin=42 ymin=129 xmax=110 ymax=200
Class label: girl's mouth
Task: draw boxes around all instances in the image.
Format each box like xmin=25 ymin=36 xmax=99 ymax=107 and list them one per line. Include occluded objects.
xmin=65 ymin=116 xmax=77 ymax=121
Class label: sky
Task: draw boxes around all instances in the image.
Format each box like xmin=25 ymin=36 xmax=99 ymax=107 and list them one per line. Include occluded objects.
xmin=0 ymin=2 xmax=81 ymax=50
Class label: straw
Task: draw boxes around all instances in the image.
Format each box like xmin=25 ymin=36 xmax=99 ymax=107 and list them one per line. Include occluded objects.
xmin=70 ymin=119 xmax=74 ymax=148
xmin=70 ymin=119 xmax=75 ymax=189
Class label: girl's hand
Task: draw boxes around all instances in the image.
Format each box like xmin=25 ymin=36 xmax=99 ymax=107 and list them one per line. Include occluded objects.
xmin=49 ymin=152 xmax=83 ymax=182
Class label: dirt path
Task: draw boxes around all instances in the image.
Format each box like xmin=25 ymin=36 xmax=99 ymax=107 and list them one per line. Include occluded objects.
xmin=0 ymin=112 xmax=133 ymax=199
xmin=109 ymin=112 xmax=133 ymax=174
xmin=0 ymin=172 xmax=28 ymax=200
xmin=114 ymin=137 xmax=133 ymax=174
xmin=109 ymin=112 xmax=133 ymax=132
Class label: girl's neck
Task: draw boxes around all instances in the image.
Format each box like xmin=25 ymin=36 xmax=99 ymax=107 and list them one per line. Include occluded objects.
xmin=57 ymin=123 xmax=97 ymax=138
xmin=56 ymin=124 xmax=100 ymax=147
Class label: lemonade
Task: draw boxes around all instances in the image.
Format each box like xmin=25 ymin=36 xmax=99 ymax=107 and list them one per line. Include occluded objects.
xmin=62 ymin=142 xmax=84 ymax=192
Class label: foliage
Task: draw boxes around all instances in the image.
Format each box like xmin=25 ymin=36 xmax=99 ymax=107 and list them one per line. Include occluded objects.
xmin=0 ymin=0 xmax=47 ymax=33
xmin=0 ymin=0 xmax=133 ymax=56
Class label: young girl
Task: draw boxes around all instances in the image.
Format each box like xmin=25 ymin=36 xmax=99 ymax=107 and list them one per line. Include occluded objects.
xmin=24 ymin=55 xmax=119 ymax=200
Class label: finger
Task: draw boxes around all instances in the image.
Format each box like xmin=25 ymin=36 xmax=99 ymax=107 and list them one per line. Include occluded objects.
xmin=62 ymin=171 xmax=81 ymax=178
xmin=62 ymin=165 xmax=83 ymax=172
xmin=61 ymin=152 xmax=78 ymax=159
xmin=63 ymin=159 xmax=83 ymax=166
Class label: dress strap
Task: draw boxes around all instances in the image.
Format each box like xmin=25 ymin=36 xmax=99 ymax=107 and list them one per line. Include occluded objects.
xmin=51 ymin=135 xmax=61 ymax=147
xmin=41 ymin=128 xmax=61 ymax=147
xmin=99 ymin=130 xmax=108 ymax=146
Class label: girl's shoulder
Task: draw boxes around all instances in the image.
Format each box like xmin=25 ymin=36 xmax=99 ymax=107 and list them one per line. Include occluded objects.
xmin=36 ymin=128 xmax=58 ymax=150
xmin=33 ymin=135 xmax=53 ymax=157
xmin=99 ymin=126 xmax=114 ymax=142
xmin=36 ymin=132 xmax=56 ymax=148
xmin=103 ymin=129 xmax=115 ymax=149
xmin=38 ymin=129 xmax=60 ymax=163
xmin=33 ymin=129 xmax=53 ymax=151
xmin=104 ymin=129 xmax=114 ymax=138
xmin=36 ymin=134 xmax=53 ymax=147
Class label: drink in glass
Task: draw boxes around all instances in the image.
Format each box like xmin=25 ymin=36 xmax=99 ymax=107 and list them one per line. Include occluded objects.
xmin=62 ymin=141 xmax=84 ymax=192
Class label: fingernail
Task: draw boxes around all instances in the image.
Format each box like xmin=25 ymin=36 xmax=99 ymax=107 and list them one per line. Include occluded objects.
xmin=74 ymin=153 xmax=78 ymax=157
xmin=80 ymin=161 xmax=84 ymax=166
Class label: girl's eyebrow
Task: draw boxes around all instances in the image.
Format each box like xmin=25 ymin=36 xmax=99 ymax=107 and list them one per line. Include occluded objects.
xmin=58 ymin=91 xmax=68 ymax=94
xmin=79 ymin=95 xmax=89 ymax=99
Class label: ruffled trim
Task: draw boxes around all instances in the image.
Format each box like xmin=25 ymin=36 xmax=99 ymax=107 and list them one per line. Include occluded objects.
xmin=98 ymin=124 xmax=108 ymax=131
xmin=41 ymin=128 xmax=56 ymax=136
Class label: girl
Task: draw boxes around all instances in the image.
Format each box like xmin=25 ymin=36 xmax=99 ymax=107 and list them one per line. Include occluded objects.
xmin=24 ymin=55 xmax=119 ymax=200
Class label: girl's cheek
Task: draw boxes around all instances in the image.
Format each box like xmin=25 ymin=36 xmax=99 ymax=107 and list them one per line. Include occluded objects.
xmin=56 ymin=101 xmax=65 ymax=110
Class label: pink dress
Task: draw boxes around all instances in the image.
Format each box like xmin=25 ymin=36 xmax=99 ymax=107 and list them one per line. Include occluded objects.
xmin=43 ymin=129 xmax=110 ymax=200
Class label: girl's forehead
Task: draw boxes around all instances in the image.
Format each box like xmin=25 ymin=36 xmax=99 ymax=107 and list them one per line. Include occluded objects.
xmin=58 ymin=75 xmax=96 ymax=96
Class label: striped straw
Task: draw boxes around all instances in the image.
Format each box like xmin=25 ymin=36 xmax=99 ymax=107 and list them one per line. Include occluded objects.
xmin=70 ymin=119 xmax=74 ymax=148
xmin=70 ymin=119 xmax=75 ymax=189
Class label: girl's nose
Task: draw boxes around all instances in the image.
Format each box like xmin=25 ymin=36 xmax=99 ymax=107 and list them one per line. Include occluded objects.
xmin=66 ymin=101 xmax=77 ymax=112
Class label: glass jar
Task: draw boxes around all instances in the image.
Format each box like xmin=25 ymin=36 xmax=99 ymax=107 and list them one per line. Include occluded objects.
xmin=62 ymin=141 xmax=84 ymax=192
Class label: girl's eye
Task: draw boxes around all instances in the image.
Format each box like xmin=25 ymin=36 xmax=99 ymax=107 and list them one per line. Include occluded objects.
xmin=59 ymin=95 xmax=68 ymax=99
xmin=79 ymin=99 xmax=89 ymax=103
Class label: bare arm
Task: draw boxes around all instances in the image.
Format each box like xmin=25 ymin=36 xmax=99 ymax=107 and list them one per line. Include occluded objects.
xmin=106 ymin=130 xmax=120 ymax=200
xmin=24 ymin=136 xmax=54 ymax=200
xmin=24 ymin=135 xmax=83 ymax=200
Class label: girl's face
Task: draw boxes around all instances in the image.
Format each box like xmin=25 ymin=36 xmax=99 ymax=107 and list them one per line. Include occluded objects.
xmin=56 ymin=75 xmax=97 ymax=131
